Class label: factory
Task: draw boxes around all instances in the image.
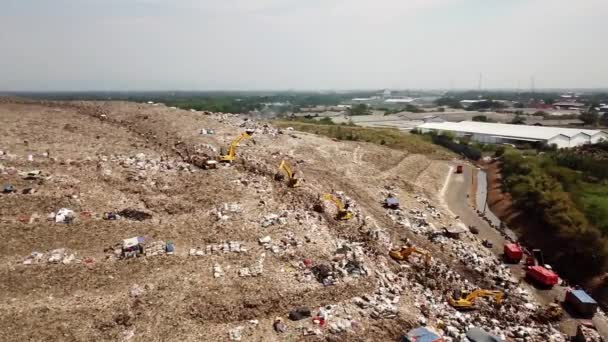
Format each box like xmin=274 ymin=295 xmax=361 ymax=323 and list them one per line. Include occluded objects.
xmin=416 ymin=121 xmax=607 ymax=148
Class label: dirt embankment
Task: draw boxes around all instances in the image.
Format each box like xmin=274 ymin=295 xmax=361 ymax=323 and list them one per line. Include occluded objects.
xmin=486 ymin=160 xmax=608 ymax=300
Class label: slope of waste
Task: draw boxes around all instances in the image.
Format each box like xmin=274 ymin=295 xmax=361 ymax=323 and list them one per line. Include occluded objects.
xmin=0 ymin=99 xmax=567 ymax=341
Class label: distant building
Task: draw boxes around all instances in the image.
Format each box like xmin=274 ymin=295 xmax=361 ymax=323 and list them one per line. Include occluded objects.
xmin=382 ymin=89 xmax=392 ymax=99
xmin=422 ymin=115 xmax=445 ymax=123
xmin=384 ymin=98 xmax=414 ymax=104
xmin=460 ymin=99 xmax=486 ymax=108
xmin=553 ymin=101 xmax=585 ymax=110
xmin=417 ymin=121 xmax=607 ymax=148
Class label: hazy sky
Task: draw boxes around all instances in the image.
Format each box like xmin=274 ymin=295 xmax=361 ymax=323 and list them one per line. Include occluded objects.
xmin=1 ymin=0 xmax=607 ymax=90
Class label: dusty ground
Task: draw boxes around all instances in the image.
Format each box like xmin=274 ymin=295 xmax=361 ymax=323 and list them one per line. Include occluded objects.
xmin=0 ymin=99 xmax=568 ymax=341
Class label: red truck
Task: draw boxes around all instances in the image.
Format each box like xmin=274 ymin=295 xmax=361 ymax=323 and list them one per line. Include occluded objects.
xmin=526 ymin=266 xmax=559 ymax=288
xmin=503 ymin=243 xmax=523 ymax=263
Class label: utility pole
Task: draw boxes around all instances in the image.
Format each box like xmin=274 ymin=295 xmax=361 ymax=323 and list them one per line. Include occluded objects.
xmin=530 ymin=76 xmax=535 ymax=93
xmin=478 ymin=73 xmax=483 ymax=91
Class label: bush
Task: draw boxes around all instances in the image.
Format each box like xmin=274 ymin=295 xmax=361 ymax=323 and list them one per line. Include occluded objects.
xmin=495 ymin=146 xmax=506 ymax=157
xmin=472 ymin=115 xmax=488 ymax=122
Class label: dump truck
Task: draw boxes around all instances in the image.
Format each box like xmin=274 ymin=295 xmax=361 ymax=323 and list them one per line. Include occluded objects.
xmin=401 ymin=327 xmax=444 ymax=342
xmin=503 ymin=243 xmax=523 ymax=263
xmin=565 ymin=289 xmax=598 ymax=318
xmin=526 ymin=265 xmax=559 ymax=288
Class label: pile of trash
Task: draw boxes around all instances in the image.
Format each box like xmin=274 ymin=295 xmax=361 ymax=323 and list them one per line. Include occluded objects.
xmin=144 ymin=241 xmax=174 ymax=256
xmin=189 ymin=241 xmax=246 ymax=256
xmin=106 ymin=237 xmax=175 ymax=260
xmin=260 ymin=212 xmax=288 ymax=228
xmin=239 ymin=254 xmax=265 ymax=277
xmin=49 ymin=208 xmax=75 ymax=224
xmin=103 ymin=209 xmax=152 ymax=221
xmin=210 ymin=203 xmax=242 ymax=221
xmin=22 ymin=248 xmax=77 ymax=265
xmin=118 ymin=153 xmax=195 ymax=173
xmin=415 ymin=194 xmax=442 ymax=219
xmin=258 ymin=232 xmax=301 ymax=255
xmin=299 ymin=240 xmax=369 ymax=286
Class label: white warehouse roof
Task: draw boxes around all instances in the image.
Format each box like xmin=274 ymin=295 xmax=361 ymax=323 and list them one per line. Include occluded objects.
xmin=384 ymin=98 xmax=414 ymax=103
xmin=417 ymin=121 xmax=605 ymax=141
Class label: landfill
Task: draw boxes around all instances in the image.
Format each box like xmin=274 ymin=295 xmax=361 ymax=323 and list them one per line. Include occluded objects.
xmin=0 ymin=99 xmax=600 ymax=341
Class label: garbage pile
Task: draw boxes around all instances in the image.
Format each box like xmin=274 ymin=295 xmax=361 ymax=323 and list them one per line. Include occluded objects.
xmin=22 ymin=248 xmax=77 ymax=265
xmin=415 ymin=194 xmax=442 ymax=219
xmin=258 ymin=231 xmax=301 ymax=255
xmin=97 ymin=153 xmax=196 ymax=180
xmin=103 ymin=209 xmax=153 ymax=221
xmin=50 ymin=208 xmax=75 ymax=224
xmin=260 ymin=212 xmax=288 ymax=228
xmin=189 ymin=241 xmax=246 ymax=256
xmin=106 ymin=237 xmax=174 ymax=260
xmin=239 ymin=254 xmax=265 ymax=277
xmin=381 ymin=254 xmax=566 ymax=341
xmin=210 ymin=203 xmax=242 ymax=221
xmin=299 ymin=240 xmax=369 ymax=286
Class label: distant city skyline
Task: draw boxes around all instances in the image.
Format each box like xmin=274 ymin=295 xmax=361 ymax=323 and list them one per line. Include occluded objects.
xmin=1 ymin=0 xmax=607 ymax=91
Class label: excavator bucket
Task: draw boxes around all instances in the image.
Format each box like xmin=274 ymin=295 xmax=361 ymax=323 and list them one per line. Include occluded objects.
xmin=276 ymin=160 xmax=301 ymax=188
xmin=219 ymin=131 xmax=252 ymax=162
xmin=336 ymin=210 xmax=352 ymax=220
xmin=322 ymin=194 xmax=352 ymax=220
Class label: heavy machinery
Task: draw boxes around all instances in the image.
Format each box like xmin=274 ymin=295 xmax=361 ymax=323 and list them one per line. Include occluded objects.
xmin=389 ymin=246 xmax=432 ymax=266
xmin=275 ymin=160 xmax=301 ymax=187
xmin=219 ymin=130 xmax=254 ymax=162
xmin=448 ymin=289 xmax=503 ymax=310
xmin=534 ymin=303 xmax=563 ymax=323
xmin=322 ymin=194 xmax=352 ymax=220
xmin=503 ymin=243 xmax=523 ymax=263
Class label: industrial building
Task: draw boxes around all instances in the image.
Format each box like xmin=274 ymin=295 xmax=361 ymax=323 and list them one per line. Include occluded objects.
xmin=416 ymin=121 xmax=607 ymax=148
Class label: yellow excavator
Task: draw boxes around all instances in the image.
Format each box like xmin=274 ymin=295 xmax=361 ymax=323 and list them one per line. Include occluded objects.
xmin=448 ymin=289 xmax=503 ymax=310
xmin=389 ymin=246 xmax=432 ymax=266
xmin=219 ymin=130 xmax=254 ymax=162
xmin=322 ymin=194 xmax=352 ymax=220
xmin=275 ymin=160 xmax=301 ymax=187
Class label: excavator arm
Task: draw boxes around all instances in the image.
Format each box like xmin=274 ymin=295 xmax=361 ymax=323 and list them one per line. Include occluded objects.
xmin=465 ymin=289 xmax=503 ymax=304
xmin=389 ymin=247 xmax=431 ymax=265
xmin=449 ymin=289 xmax=503 ymax=309
xmin=219 ymin=131 xmax=252 ymax=162
xmin=322 ymin=194 xmax=352 ymax=220
xmin=277 ymin=160 xmax=301 ymax=187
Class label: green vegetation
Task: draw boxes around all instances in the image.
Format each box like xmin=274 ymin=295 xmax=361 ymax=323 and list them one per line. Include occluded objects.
xmin=347 ymin=104 xmax=371 ymax=116
xmin=510 ymin=114 xmax=526 ymax=125
xmin=273 ymin=120 xmax=452 ymax=157
xmin=500 ymin=145 xmax=608 ymax=280
xmin=405 ymin=104 xmax=424 ymax=113
xmin=472 ymin=115 xmax=488 ymax=122
xmin=412 ymin=129 xmax=482 ymax=160
xmin=435 ymin=97 xmax=463 ymax=109
xmin=580 ymin=111 xmax=600 ymax=126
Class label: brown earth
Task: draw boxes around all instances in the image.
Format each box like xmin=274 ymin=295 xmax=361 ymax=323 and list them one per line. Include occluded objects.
xmin=0 ymin=99 xmax=460 ymax=341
